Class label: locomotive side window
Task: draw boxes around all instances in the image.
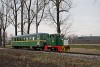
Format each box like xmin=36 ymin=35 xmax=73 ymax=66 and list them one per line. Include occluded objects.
xmin=50 ymin=35 xmax=54 ymax=42
xmin=50 ymin=35 xmax=54 ymax=38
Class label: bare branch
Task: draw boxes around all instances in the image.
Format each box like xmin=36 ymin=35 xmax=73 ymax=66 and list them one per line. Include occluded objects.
xmin=48 ymin=9 xmax=57 ymax=24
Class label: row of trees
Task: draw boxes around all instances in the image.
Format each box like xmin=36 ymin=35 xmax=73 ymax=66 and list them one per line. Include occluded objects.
xmin=0 ymin=0 xmax=72 ymax=47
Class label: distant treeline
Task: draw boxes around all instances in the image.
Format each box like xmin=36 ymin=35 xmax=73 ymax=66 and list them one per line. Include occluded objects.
xmin=69 ymin=36 xmax=100 ymax=44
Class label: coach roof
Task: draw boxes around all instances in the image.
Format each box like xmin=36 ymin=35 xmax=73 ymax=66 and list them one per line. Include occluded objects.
xmin=12 ymin=33 xmax=49 ymax=38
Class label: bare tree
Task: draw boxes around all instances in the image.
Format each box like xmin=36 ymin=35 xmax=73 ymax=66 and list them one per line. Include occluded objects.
xmin=24 ymin=0 xmax=32 ymax=34
xmin=24 ymin=0 xmax=49 ymax=33
xmin=48 ymin=0 xmax=72 ymax=34
xmin=1 ymin=0 xmax=21 ymax=36
xmin=12 ymin=0 xmax=21 ymax=36
xmin=35 ymin=0 xmax=49 ymax=33
xmin=0 ymin=0 xmax=10 ymax=47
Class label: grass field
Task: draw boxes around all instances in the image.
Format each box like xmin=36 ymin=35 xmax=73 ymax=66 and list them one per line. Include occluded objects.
xmin=0 ymin=48 xmax=100 ymax=67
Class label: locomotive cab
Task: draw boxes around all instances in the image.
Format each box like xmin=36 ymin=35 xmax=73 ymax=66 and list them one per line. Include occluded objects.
xmin=44 ymin=34 xmax=70 ymax=52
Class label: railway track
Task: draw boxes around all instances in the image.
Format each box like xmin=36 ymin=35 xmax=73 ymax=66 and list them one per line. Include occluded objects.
xmin=0 ymin=47 xmax=100 ymax=59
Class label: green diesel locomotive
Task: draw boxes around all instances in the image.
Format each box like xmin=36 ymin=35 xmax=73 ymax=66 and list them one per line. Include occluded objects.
xmin=11 ymin=33 xmax=70 ymax=52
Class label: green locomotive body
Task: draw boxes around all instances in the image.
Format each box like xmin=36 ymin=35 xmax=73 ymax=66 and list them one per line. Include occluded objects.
xmin=11 ymin=33 xmax=70 ymax=52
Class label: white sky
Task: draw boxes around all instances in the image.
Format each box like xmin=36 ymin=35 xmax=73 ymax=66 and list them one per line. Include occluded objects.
xmin=6 ymin=0 xmax=100 ymax=36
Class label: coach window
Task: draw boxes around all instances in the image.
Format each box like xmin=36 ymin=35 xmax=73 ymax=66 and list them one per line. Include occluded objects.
xmin=24 ymin=38 xmax=26 ymax=41
xmin=17 ymin=38 xmax=18 ymax=41
xmin=37 ymin=35 xmax=40 ymax=40
xmin=33 ymin=37 xmax=34 ymax=40
xmin=26 ymin=37 xmax=28 ymax=40
xmin=22 ymin=38 xmax=24 ymax=41
xmin=16 ymin=38 xmax=17 ymax=41
xmin=30 ymin=37 xmax=32 ymax=40
xmin=13 ymin=38 xmax=15 ymax=41
xmin=29 ymin=37 xmax=31 ymax=40
xmin=15 ymin=38 xmax=16 ymax=41
xmin=18 ymin=38 xmax=20 ymax=41
xmin=20 ymin=38 xmax=21 ymax=41
xmin=19 ymin=38 xmax=21 ymax=41
xmin=18 ymin=38 xmax=19 ymax=41
xmin=15 ymin=38 xmax=17 ymax=41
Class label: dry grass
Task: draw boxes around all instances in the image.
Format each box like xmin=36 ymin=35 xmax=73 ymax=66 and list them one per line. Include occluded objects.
xmin=0 ymin=48 xmax=100 ymax=67
xmin=69 ymin=48 xmax=100 ymax=54
xmin=70 ymin=44 xmax=100 ymax=54
xmin=70 ymin=44 xmax=100 ymax=50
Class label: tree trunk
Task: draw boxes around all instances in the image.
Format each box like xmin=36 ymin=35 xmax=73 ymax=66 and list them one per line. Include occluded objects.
xmin=2 ymin=29 xmax=5 ymax=47
xmin=27 ymin=10 xmax=30 ymax=34
xmin=36 ymin=0 xmax=38 ymax=33
xmin=21 ymin=1 xmax=23 ymax=35
xmin=14 ymin=0 xmax=17 ymax=36
xmin=15 ymin=11 xmax=17 ymax=36
xmin=56 ymin=0 xmax=61 ymax=34
xmin=0 ymin=28 xmax=2 ymax=47
xmin=36 ymin=25 xmax=38 ymax=33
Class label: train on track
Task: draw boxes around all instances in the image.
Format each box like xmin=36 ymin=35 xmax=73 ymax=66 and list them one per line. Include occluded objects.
xmin=11 ymin=33 xmax=70 ymax=52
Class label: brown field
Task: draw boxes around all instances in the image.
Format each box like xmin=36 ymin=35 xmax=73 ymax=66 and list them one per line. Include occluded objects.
xmin=0 ymin=48 xmax=100 ymax=67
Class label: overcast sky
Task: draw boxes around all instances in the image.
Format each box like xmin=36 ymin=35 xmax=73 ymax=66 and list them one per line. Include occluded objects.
xmin=70 ymin=0 xmax=100 ymax=36
xmin=7 ymin=0 xmax=100 ymax=36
